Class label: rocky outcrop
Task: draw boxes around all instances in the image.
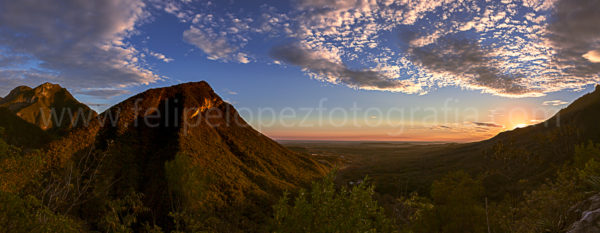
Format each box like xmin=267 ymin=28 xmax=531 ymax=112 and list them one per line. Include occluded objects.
xmin=568 ymin=194 xmax=600 ymax=233
xmin=0 ymin=83 xmax=96 ymax=132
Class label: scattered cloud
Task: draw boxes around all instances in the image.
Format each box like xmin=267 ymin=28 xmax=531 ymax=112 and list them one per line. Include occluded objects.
xmin=0 ymin=69 xmax=59 ymax=96
xmin=3 ymin=0 xmax=599 ymax=100
xmin=408 ymin=36 xmax=535 ymax=96
xmin=542 ymin=100 xmax=569 ymax=106
xmin=430 ymin=125 xmax=452 ymax=130
xmin=183 ymin=26 xmax=237 ymax=61
xmin=180 ymin=4 xmax=258 ymax=63
xmin=583 ymin=50 xmax=600 ymax=63
xmin=84 ymin=103 xmax=110 ymax=107
xmin=472 ymin=122 xmax=503 ymax=128
xmin=76 ymin=89 xmax=131 ymax=98
xmin=0 ymin=0 xmax=161 ymax=95
xmin=270 ymin=43 xmax=408 ymax=91
xmin=147 ymin=50 xmax=174 ymax=63
xmin=236 ymin=53 xmax=251 ymax=64
xmin=225 ymin=89 xmax=238 ymax=95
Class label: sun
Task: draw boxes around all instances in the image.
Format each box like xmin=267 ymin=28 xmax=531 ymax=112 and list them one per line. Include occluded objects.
xmin=514 ymin=123 xmax=528 ymax=129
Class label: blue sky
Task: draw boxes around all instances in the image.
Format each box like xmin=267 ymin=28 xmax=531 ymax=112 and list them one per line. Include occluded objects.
xmin=0 ymin=0 xmax=599 ymax=141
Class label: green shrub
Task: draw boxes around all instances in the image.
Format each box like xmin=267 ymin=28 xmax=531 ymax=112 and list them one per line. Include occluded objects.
xmin=409 ymin=171 xmax=487 ymax=233
xmin=99 ymin=192 xmax=161 ymax=233
xmin=0 ymin=191 xmax=84 ymax=233
xmin=270 ymin=173 xmax=396 ymax=233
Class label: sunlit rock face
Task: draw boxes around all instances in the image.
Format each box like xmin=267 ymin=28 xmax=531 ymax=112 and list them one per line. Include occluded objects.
xmin=0 ymin=83 xmax=96 ymax=132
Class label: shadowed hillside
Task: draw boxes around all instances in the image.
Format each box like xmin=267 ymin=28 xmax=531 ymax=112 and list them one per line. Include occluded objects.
xmin=0 ymin=108 xmax=51 ymax=148
xmin=8 ymin=81 xmax=329 ymax=232
xmin=325 ymin=86 xmax=600 ymax=199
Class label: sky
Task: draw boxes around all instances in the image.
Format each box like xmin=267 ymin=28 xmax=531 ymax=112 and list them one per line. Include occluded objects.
xmin=0 ymin=0 xmax=599 ymax=142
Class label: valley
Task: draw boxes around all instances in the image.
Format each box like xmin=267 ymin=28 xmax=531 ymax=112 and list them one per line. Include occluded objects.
xmin=2 ymin=0 xmax=600 ymax=231
xmin=2 ymin=81 xmax=600 ymax=232
xmin=284 ymin=141 xmax=457 ymax=195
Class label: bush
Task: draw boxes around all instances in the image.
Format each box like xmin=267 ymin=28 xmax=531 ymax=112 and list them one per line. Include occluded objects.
xmin=99 ymin=192 xmax=162 ymax=233
xmin=0 ymin=191 xmax=84 ymax=233
xmin=409 ymin=171 xmax=487 ymax=233
xmin=270 ymin=173 xmax=396 ymax=233
xmin=494 ymin=142 xmax=600 ymax=233
xmin=0 ymin=136 xmax=44 ymax=194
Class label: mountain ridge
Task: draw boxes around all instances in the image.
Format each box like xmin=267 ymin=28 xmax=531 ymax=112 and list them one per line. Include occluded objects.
xmin=34 ymin=80 xmax=329 ymax=232
xmin=0 ymin=83 xmax=96 ymax=133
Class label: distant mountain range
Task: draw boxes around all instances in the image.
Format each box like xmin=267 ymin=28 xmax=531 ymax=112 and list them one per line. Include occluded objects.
xmin=0 ymin=81 xmax=328 ymax=232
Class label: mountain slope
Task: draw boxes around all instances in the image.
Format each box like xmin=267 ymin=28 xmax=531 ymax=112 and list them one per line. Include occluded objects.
xmin=427 ymin=85 xmax=600 ymax=196
xmin=38 ymin=81 xmax=328 ymax=232
xmin=0 ymin=107 xmax=51 ymax=148
xmin=0 ymin=83 xmax=96 ymax=134
xmin=491 ymin=85 xmax=600 ymax=143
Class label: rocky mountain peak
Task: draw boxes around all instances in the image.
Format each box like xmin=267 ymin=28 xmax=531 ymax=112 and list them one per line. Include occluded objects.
xmin=0 ymin=82 xmax=95 ymax=133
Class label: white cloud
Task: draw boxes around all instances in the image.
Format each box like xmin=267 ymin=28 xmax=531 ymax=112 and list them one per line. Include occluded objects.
xmin=148 ymin=50 xmax=174 ymax=63
xmin=236 ymin=53 xmax=251 ymax=64
xmin=583 ymin=50 xmax=600 ymax=63
xmin=0 ymin=0 xmax=161 ymax=96
xmin=182 ymin=8 xmax=257 ymax=63
xmin=270 ymin=43 xmax=411 ymax=92
xmin=267 ymin=0 xmax=599 ymax=97
xmin=76 ymin=88 xmax=131 ymax=97
xmin=183 ymin=26 xmax=236 ymax=61
xmin=9 ymin=0 xmax=580 ymax=99
xmin=542 ymin=100 xmax=569 ymax=106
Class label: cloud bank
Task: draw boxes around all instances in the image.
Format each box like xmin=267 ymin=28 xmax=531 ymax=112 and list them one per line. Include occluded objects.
xmin=548 ymin=0 xmax=600 ymax=78
xmin=270 ymin=43 xmax=408 ymax=91
xmin=2 ymin=0 xmax=600 ymax=99
xmin=0 ymin=0 xmax=159 ymax=96
xmin=408 ymin=36 xmax=534 ymax=96
xmin=265 ymin=0 xmax=600 ymax=97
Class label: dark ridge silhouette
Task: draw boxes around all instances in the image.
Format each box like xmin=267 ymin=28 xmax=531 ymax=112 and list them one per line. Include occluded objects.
xmin=0 ymin=107 xmax=51 ymax=148
xmin=422 ymin=85 xmax=600 ymax=197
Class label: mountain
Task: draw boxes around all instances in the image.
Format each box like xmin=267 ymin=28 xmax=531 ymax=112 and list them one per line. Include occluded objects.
xmin=0 ymin=83 xmax=96 ymax=134
xmin=0 ymin=107 xmax=51 ymax=148
xmin=422 ymin=85 xmax=600 ymax=196
xmin=491 ymin=85 xmax=600 ymax=143
xmin=37 ymin=81 xmax=329 ymax=232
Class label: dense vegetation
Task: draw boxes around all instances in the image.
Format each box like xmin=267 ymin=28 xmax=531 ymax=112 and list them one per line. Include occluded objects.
xmin=4 ymin=116 xmax=600 ymax=233
xmin=0 ymin=82 xmax=331 ymax=232
xmin=393 ymin=141 xmax=600 ymax=232
xmin=270 ymin=173 xmax=395 ymax=233
xmin=3 ymin=83 xmax=600 ymax=232
xmin=0 ymin=129 xmax=389 ymax=232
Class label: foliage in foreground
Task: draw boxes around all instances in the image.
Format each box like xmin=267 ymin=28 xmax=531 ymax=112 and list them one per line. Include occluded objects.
xmin=399 ymin=142 xmax=600 ymax=233
xmin=0 ymin=191 xmax=84 ymax=233
xmin=403 ymin=170 xmax=487 ymax=233
xmin=270 ymin=172 xmax=396 ymax=233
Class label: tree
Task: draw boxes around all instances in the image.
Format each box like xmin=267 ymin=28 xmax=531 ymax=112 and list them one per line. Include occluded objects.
xmin=270 ymin=173 xmax=396 ymax=233
xmin=411 ymin=171 xmax=486 ymax=233
xmin=0 ymin=191 xmax=83 ymax=233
